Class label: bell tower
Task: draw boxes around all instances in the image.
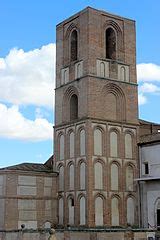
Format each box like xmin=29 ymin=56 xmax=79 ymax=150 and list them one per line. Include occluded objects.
xmin=54 ymin=7 xmax=139 ymax=228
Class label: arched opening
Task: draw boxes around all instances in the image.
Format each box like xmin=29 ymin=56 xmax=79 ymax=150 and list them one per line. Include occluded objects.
xmin=111 ymin=163 xmax=119 ymax=190
xmin=68 ymin=197 xmax=74 ymax=225
xmin=69 ymin=164 xmax=74 ymax=190
xmin=127 ymin=197 xmax=135 ymax=225
xmin=80 ymin=129 xmax=85 ymax=156
xmin=94 ymin=162 xmax=103 ymax=189
xmin=125 ymin=133 xmax=133 ymax=159
xmin=70 ymin=94 xmax=78 ymax=120
xmin=94 ymin=128 xmax=103 ymax=156
xmin=111 ymin=197 xmax=119 ymax=226
xmin=59 ymin=165 xmax=64 ymax=191
xmin=126 ymin=165 xmax=134 ymax=191
xmin=80 ymin=162 xmax=86 ymax=190
xmin=69 ymin=131 xmax=75 ymax=158
xmin=58 ymin=197 xmax=64 ymax=225
xmin=106 ymin=28 xmax=116 ymax=60
xmin=59 ymin=134 xmax=64 ymax=160
xmin=80 ymin=196 xmax=86 ymax=225
xmin=71 ymin=30 xmax=78 ymax=61
xmin=110 ymin=131 xmax=118 ymax=157
xmin=120 ymin=66 xmax=126 ymax=81
xmin=95 ymin=196 xmax=104 ymax=226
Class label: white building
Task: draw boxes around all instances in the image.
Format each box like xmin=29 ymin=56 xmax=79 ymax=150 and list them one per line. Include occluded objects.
xmin=138 ymin=133 xmax=160 ymax=229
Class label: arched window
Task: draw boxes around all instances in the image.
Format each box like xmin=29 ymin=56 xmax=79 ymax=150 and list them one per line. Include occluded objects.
xmin=80 ymin=129 xmax=85 ymax=156
xmin=68 ymin=197 xmax=74 ymax=225
xmin=111 ymin=163 xmax=119 ymax=190
xmin=100 ymin=62 xmax=105 ymax=77
xmin=110 ymin=131 xmax=118 ymax=157
xmin=69 ymin=131 xmax=74 ymax=158
xmin=80 ymin=196 xmax=86 ymax=225
xmin=71 ymin=30 xmax=78 ymax=61
xmin=59 ymin=165 xmax=64 ymax=191
xmin=58 ymin=197 xmax=64 ymax=225
xmin=126 ymin=165 xmax=134 ymax=191
xmin=95 ymin=197 xmax=104 ymax=226
xmin=125 ymin=133 xmax=133 ymax=159
xmin=80 ymin=162 xmax=86 ymax=190
xmin=69 ymin=164 xmax=74 ymax=190
xmin=59 ymin=135 xmax=64 ymax=160
xmin=94 ymin=128 xmax=102 ymax=156
xmin=111 ymin=197 xmax=119 ymax=226
xmin=106 ymin=28 xmax=116 ymax=60
xmin=94 ymin=162 xmax=103 ymax=189
xmin=70 ymin=94 xmax=78 ymax=120
xmin=120 ymin=66 xmax=126 ymax=82
xmin=127 ymin=197 xmax=135 ymax=225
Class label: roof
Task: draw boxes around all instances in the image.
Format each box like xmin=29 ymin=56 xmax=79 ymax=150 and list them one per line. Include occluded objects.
xmin=135 ymin=176 xmax=160 ymax=181
xmin=139 ymin=119 xmax=160 ymax=126
xmin=139 ymin=133 xmax=160 ymax=145
xmin=0 ymin=162 xmax=53 ymax=173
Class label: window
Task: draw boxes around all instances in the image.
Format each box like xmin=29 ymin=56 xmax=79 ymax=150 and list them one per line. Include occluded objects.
xmin=71 ymin=30 xmax=78 ymax=61
xmin=144 ymin=162 xmax=149 ymax=175
xmin=106 ymin=28 xmax=116 ymax=60
xmin=70 ymin=94 xmax=78 ymax=120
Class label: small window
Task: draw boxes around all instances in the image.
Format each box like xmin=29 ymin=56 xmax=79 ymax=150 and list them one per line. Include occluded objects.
xmin=106 ymin=28 xmax=116 ymax=60
xmin=144 ymin=163 xmax=149 ymax=175
xmin=71 ymin=30 xmax=78 ymax=61
xmin=71 ymin=198 xmax=74 ymax=207
xmin=70 ymin=94 xmax=78 ymax=120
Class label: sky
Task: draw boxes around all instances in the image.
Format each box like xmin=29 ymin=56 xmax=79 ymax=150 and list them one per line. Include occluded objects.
xmin=0 ymin=0 xmax=160 ymax=168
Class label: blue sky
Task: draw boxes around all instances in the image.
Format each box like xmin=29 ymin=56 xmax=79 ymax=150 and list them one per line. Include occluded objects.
xmin=0 ymin=0 xmax=160 ymax=167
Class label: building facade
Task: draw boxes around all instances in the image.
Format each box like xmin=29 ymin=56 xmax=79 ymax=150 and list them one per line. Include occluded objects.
xmin=54 ymin=6 xmax=139 ymax=228
xmin=138 ymin=133 xmax=160 ymax=229
xmin=0 ymin=161 xmax=58 ymax=230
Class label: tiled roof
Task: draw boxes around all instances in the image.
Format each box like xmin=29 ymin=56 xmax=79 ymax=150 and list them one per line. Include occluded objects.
xmin=0 ymin=162 xmax=53 ymax=173
xmin=139 ymin=133 xmax=160 ymax=145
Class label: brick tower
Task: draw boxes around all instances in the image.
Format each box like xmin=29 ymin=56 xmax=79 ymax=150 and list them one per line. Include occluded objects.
xmin=54 ymin=7 xmax=139 ymax=228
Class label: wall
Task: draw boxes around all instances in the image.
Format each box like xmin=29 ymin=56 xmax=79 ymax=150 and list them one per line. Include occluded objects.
xmin=0 ymin=229 xmax=156 ymax=240
xmin=0 ymin=171 xmax=57 ymax=230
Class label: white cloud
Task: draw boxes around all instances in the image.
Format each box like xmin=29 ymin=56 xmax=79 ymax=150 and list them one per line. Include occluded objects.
xmin=137 ymin=63 xmax=160 ymax=105
xmin=139 ymin=83 xmax=160 ymax=93
xmin=0 ymin=103 xmax=52 ymax=141
xmin=138 ymin=94 xmax=147 ymax=105
xmin=0 ymin=43 xmax=56 ymax=108
xmin=137 ymin=63 xmax=160 ymax=82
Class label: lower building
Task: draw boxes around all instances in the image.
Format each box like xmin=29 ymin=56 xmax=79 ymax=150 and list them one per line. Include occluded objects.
xmin=0 ymin=159 xmax=58 ymax=230
xmin=138 ymin=131 xmax=160 ymax=229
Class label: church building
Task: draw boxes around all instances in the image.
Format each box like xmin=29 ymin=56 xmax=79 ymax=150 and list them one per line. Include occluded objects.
xmin=0 ymin=6 xmax=160 ymax=240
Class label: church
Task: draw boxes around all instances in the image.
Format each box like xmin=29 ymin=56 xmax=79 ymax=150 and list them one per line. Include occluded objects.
xmin=0 ymin=6 xmax=160 ymax=240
